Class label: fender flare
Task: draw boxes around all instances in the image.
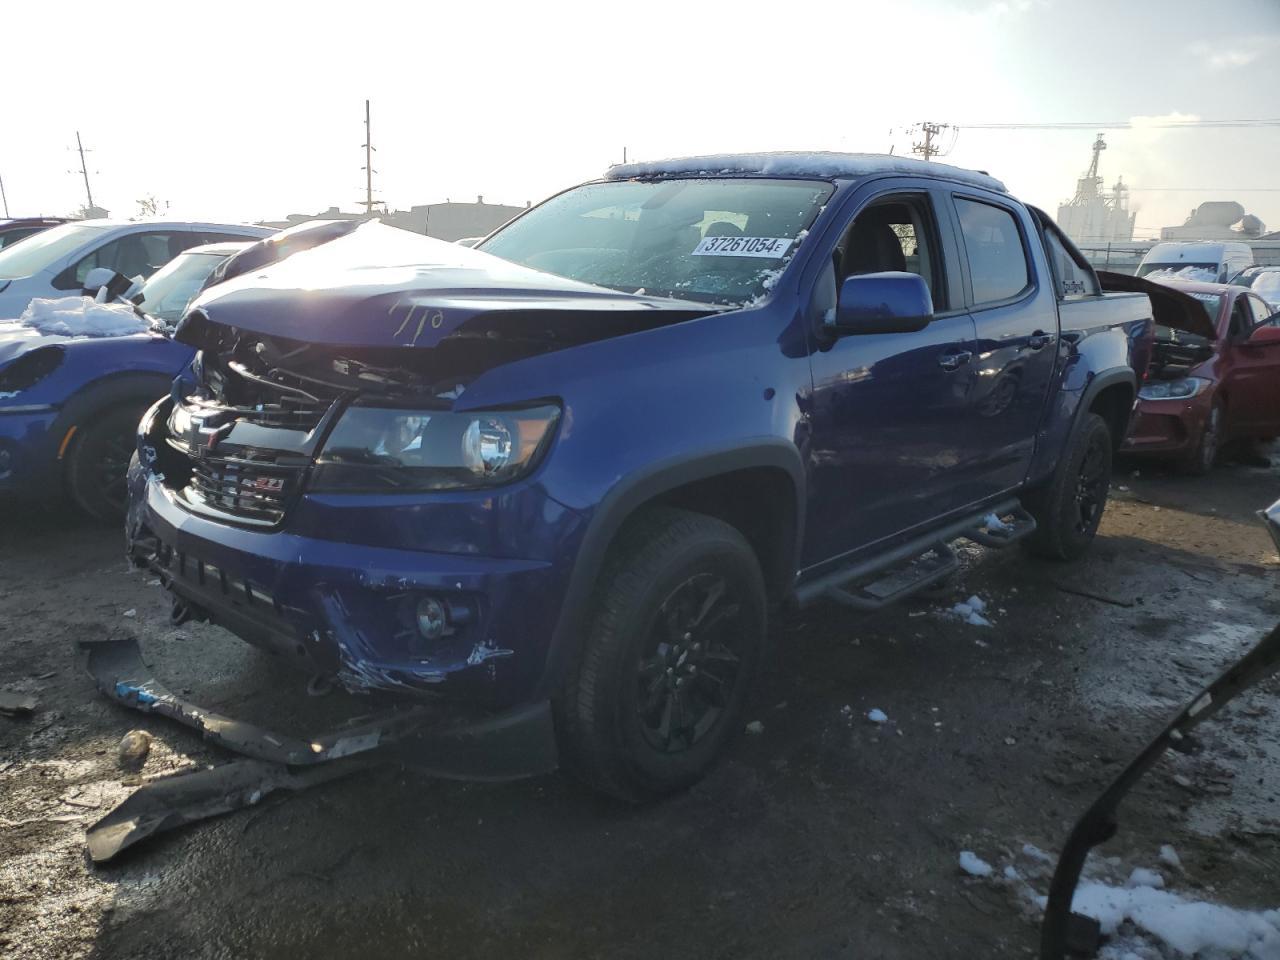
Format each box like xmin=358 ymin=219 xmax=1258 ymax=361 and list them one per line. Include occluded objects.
xmin=533 ymin=440 xmax=806 ymax=699
xmin=51 ymin=372 xmax=175 ymax=466
xmin=1075 ymin=366 xmax=1137 ymax=443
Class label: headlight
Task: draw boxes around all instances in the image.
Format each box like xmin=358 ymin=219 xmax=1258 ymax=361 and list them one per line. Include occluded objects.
xmin=0 ymin=345 xmax=64 ymax=395
xmin=1138 ymin=377 xmax=1210 ymax=401
xmin=309 ymin=403 xmax=560 ymax=492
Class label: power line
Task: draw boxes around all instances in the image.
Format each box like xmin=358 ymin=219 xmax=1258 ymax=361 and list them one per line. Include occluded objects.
xmin=958 ymin=119 xmax=1280 ymax=130
xmin=1122 ymin=187 xmax=1280 ymax=192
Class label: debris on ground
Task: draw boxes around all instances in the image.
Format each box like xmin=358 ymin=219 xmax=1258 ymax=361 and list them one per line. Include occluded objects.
xmin=0 ymin=692 xmax=38 ymax=718
xmin=867 ymin=708 xmax=888 ymax=724
xmin=744 ymin=720 xmax=765 ymax=735
xmin=117 ymin=730 xmax=152 ymax=770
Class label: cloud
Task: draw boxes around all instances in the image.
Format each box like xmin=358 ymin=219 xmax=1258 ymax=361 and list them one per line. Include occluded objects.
xmin=1188 ymin=35 xmax=1279 ymax=71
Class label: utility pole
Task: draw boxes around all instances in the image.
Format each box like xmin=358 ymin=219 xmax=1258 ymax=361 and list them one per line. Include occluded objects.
xmin=360 ymin=99 xmax=380 ymax=217
xmin=911 ymin=121 xmax=951 ymax=162
xmin=0 ymin=173 xmax=8 ymax=218
xmin=75 ymin=131 xmax=95 ymax=212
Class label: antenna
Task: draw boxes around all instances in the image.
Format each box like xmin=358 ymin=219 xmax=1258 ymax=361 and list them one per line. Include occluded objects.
xmin=75 ymin=131 xmax=95 ymax=212
xmin=0 ymin=173 xmax=8 ymax=218
xmin=359 ymin=99 xmax=383 ymax=216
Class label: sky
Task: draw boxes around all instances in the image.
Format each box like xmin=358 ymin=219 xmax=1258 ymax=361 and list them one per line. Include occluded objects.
xmin=5 ymin=0 xmax=1279 ymax=238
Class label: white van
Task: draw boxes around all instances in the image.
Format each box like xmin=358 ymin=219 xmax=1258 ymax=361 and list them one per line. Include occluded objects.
xmin=1135 ymin=241 xmax=1254 ymax=283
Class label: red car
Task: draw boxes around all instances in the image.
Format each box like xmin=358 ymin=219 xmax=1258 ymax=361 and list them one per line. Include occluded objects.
xmin=1124 ymin=279 xmax=1280 ymax=473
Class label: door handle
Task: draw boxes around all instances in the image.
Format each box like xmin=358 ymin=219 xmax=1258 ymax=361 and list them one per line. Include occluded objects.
xmin=938 ymin=350 xmax=973 ymax=371
xmin=1027 ymin=331 xmax=1053 ymax=350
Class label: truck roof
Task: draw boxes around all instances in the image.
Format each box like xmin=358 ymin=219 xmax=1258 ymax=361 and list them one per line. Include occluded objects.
xmin=604 ymin=151 xmax=1006 ymax=193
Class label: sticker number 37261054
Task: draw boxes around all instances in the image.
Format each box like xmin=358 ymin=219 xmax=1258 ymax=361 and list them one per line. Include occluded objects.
xmin=691 ymin=236 xmax=793 ymax=258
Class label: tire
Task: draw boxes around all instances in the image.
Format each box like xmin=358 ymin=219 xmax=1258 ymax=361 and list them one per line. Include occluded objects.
xmin=66 ymin=405 xmax=147 ymax=522
xmin=1178 ymin=399 xmax=1223 ymax=476
xmin=555 ymin=508 xmax=766 ymax=802
xmin=1022 ymin=412 xmax=1113 ymax=562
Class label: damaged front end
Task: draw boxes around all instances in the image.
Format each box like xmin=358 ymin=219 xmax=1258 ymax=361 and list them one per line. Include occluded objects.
xmin=1040 ymin=498 xmax=1280 ymax=959
xmin=125 ymin=223 xmax=714 ymax=703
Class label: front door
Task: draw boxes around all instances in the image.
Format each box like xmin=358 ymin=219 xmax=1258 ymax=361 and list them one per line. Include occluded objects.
xmin=802 ymin=188 xmax=979 ymax=568
xmin=1223 ymin=293 xmax=1280 ymax=436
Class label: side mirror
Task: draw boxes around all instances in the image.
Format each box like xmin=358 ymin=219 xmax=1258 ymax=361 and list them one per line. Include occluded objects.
xmin=82 ymin=268 xmax=136 ymax=303
xmin=827 ymin=272 xmax=934 ymax=336
xmin=1248 ymin=321 xmax=1280 ymax=345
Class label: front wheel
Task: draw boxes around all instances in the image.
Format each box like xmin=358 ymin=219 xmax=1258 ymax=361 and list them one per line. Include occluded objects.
xmin=66 ymin=405 xmax=147 ymax=522
xmin=555 ymin=508 xmax=766 ymax=802
xmin=1178 ymin=399 xmax=1223 ymax=476
xmin=1022 ymin=412 xmax=1113 ymax=561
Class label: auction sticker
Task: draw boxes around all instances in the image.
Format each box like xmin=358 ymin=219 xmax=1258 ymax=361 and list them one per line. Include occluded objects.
xmin=692 ymin=236 xmax=793 ymax=258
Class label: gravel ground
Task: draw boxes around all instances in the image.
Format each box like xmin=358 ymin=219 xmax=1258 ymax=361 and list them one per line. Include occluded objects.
xmin=1 ymin=461 xmax=1278 ymax=960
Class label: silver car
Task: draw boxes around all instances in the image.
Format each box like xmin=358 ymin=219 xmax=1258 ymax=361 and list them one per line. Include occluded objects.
xmin=0 ymin=219 xmax=273 ymax=319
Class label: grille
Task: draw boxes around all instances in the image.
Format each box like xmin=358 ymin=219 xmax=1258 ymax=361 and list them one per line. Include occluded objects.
xmin=180 ymin=456 xmax=300 ymax=526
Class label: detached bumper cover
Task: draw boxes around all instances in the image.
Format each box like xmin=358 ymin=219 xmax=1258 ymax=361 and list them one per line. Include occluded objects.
xmin=82 ymin=633 xmax=558 ymax=861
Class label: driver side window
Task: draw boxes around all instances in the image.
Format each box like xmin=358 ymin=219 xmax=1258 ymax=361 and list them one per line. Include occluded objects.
xmin=833 ymin=195 xmax=945 ymax=309
xmin=1247 ymin=295 xmax=1279 ymax=329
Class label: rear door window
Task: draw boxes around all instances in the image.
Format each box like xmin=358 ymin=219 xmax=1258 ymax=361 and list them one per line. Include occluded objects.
xmin=1040 ymin=222 xmax=1099 ymax=298
xmin=953 ymin=197 xmax=1031 ymax=306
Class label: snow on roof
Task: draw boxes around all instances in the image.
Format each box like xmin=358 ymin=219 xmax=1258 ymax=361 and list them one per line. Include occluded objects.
xmin=604 ymin=152 xmax=1006 ymax=192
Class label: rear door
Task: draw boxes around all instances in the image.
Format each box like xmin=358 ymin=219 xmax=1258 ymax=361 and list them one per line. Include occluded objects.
xmin=949 ymin=193 xmax=1059 ymax=498
xmin=801 ymin=182 xmax=979 ymax=567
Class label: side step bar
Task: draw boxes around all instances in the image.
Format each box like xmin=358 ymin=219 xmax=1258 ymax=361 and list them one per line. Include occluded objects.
xmin=794 ymin=499 xmax=1036 ymax=612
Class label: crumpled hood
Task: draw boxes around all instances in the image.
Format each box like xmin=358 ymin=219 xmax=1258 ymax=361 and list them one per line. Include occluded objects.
xmin=180 ymin=221 xmax=714 ymax=350
xmin=1098 ymin=271 xmax=1218 ymax=340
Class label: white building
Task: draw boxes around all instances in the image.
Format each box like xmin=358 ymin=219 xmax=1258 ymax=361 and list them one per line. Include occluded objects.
xmin=1056 ymin=135 xmax=1136 ymax=245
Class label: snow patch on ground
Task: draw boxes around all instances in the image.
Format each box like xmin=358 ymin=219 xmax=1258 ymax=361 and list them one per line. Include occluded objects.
xmin=958 ymin=851 xmax=994 ymax=877
xmin=967 ymin=842 xmax=1279 ymax=959
xmin=17 ymin=297 xmax=149 ymax=338
xmin=947 ymin=595 xmax=994 ymax=628
xmin=1072 ymin=881 xmax=1280 ymax=958
xmin=983 ymin=512 xmax=1013 ymax=533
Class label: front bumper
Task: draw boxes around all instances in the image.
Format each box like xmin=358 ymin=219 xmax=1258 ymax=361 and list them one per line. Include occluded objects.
xmin=127 ymin=456 xmax=586 ymax=705
xmin=0 ymin=405 xmax=60 ymax=497
xmin=1120 ymin=391 xmax=1212 ymax=456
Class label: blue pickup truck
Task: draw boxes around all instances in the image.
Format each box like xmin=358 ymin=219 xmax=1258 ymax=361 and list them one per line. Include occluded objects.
xmin=125 ymin=153 xmax=1172 ymax=799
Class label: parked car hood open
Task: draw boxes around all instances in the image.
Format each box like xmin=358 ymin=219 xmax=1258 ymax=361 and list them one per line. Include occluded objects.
xmin=1098 ymin=271 xmax=1218 ymax=340
xmin=178 ymin=221 xmax=719 ymax=353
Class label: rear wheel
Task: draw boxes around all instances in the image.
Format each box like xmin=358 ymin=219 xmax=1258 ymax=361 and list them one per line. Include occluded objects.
xmin=66 ymin=405 xmax=147 ymax=522
xmin=555 ymin=508 xmax=766 ymax=802
xmin=1022 ymin=412 xmax=1113 ymax=561
xmin=1178 ymin=399 xmax=1223 ymax=476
